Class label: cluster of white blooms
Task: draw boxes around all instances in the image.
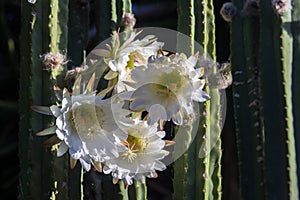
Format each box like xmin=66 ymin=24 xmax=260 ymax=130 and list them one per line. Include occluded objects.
xmin=34 ymin=30 xmax=209 ymax=185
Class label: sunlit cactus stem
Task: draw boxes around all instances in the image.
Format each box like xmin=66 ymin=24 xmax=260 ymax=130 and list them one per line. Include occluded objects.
xmin=173 ymin=0 xmax=195 ymax=199
xmin=201 ymin=0 xmax=222 ymax=199
xmin=292 ymin=0 xmax=300 ymax=191
xmin=47 ymin=0 xmax=70 ymax=199
xmin=276 ymin=0 xmax=298 ymax=198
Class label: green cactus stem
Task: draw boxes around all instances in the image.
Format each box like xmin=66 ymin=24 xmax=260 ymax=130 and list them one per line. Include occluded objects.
xmin=195 ymin=0 xmax=222 ymax=199
xmin=292 ymin=0 xmax=300 ymax=191
xmin=173 ymin=0 xmax=195 ymax=199
xmin=276 ymin=0 xmax=299 ymax=198
xmin=258 ymin=0 xmax=298 ymax=198
xmin=48 ymin=0 xmax=70 ymax=199
xmin=134 ymin=179 xmax=147 ymax=200
xmin=19 ymin=0 xmax=59 ymax=199
xmin=19 ymin=1 xmax=34 ymax=198
xmin=204 ymin=3 xmax=222 ymax=199
xmin=230 ymin=0 xmax=266 ymax=199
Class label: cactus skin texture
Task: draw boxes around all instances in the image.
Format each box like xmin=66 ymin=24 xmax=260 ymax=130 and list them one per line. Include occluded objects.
xmin=230 ymin=0 xmax=266 ymax=199
xmin=19 ymin=0 xmax=61 ymax=199
xmin=200 ymin=1 xmax=222 ymax=199
xmin=174 ymin=0 xmax=223 ymax=200
xmin=276 ymin=0 xmax=299 ymax=199
xmin=230 ymin=0 xmax=300 ymax=199
xmin=48 ymin=0 xmax=70 ymax=199
xmin=259 ymin=0 xmax=298 ymax=199
xmin=173 ymin=1 xmax=195 ymax=199
xmin=292 ymin=0 xmax=300 ymax=192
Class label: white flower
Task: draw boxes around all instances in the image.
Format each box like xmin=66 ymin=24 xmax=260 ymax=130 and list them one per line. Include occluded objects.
xmin=98 ymin=31 xmax=164 ymax=92
xmin=123 ymin=53 xmax=210 ymax=125
xmin=103 ymin=119 xmax=168 ymax=185
xmin=50 ymin=90 xmax=127 ymax=171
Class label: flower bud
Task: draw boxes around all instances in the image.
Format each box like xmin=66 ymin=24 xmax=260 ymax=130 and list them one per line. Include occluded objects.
xmin=122 ymin=13 xmax=136 ymax=30
xmin=42 ymin=52 xmax=67 ymax=71
xmin=220 ymin=2 xmax=237 ymax=22
xmin=272 ymin=0 xmax=290 ymax=15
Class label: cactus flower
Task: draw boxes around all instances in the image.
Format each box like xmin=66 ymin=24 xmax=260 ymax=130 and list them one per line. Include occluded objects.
xmin=123 ymin=53 xmax=210 ymax=125
xmin=49 ymin=90 xmax=128 ymax=171
xmin=98 ymin=31 xmax=164 ymax=92
xmin=103 ymin=119 xmax=168 ymax=185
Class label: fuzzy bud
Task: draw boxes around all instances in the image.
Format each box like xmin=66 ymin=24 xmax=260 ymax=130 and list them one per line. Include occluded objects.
xmin=220 ymin=2 xmax=237 ymax=22
xmin=272 ymin=0 xmax=290 ymax=15
xmin=42 ymin=52 xmax=67 ymax=71
xmin=122 ymin=13 xmax=136 ymax=30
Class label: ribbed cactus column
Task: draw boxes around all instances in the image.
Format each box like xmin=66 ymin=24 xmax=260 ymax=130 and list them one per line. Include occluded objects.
xmin=174 ymin=0 xmax=222 ymax=199
xmin=173 ymin=0 xmax=195 ymax=199
xmin=48 ymin=0 xmax=70 ymax=199
xmin=229 ymin=0 xmax=266 ymax=199
xmin=200 ymin=0 xmax=222 ymax=199
xmin=292 ymin=0 xmax=300 ymax=191
xmin=19 ymin=0 xmax=58 ymax=199
xmin=259 ymin=0 xmax=298 ymax=199
xmin=275 ymin=0 xmax=299 ymax=198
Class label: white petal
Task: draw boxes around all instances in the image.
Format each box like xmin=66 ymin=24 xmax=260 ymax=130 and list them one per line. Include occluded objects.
xmin=172 ymin=111 xmax=183 ymax=125
xmin=147 ymin=104 xmax=168 ymax=125
xmin=50 ymin=105 xmax=61 ymax=117
xmin=56 ymin=129 xmax=65 ymax=140
xmin=118 ymin=91 xmax=134 ymax=100
xmin=79 ymin=158 xmax=91 ymax=171
xmin=108 ymin=60 xmax=118 ymax=71
xmin=57 ymin=141 xmax=68 ymax=157
xmin=56 ymin=115 xmax=63 ymax=130
xmin=192 ymin=91 xmax=210 ymax=102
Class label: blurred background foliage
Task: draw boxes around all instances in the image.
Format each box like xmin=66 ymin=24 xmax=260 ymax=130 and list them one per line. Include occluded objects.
xmin=0 ymin=0 xmax=238 ymax=199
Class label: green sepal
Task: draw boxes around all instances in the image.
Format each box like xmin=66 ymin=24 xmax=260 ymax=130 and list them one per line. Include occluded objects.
xmin=36 ymin=126 xmax=57 ymax=136
xmin=31 ymin=106 xmax=53 ymax=116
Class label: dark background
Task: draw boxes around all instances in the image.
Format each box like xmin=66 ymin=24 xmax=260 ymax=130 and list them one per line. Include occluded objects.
xmin=0 ymin=0 xmax=239 ymax=199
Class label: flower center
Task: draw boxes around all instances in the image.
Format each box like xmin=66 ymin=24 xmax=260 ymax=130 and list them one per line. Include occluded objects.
xmin=158 ymin=69 xmax=184 ymax=93
xmin=126 ymin=134 xmax=148 ymax=153
xmin=67 ymin=104 xmax=106 ymax=138
xmin=121 ymin=134 xmax=149 ymax=163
